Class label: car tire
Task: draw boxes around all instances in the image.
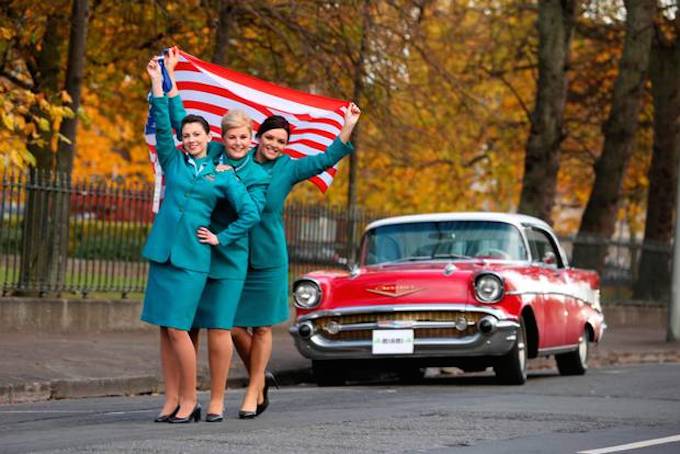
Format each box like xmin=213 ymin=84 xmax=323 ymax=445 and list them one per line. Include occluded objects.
xmin=493 ymin=316 xmax=528 ymax=385
xmin=312 ymin=360 xmax=346 ymax=387
xmin=556 ymin=329 xmax=589 ymax=376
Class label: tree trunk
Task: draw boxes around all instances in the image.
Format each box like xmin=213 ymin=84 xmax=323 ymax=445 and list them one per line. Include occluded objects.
xmin=19 ymin=0 xmax=89 ymax=295
xmin=26 ymin=14 xmax=62 ymax=171
xmin=518 ymin=0 xmax=576 ymax=223
xmin=346 ymin=0 xmax=370 ymax=263
xmin=633 ymin=33 xmax=680 ymax=301
xmin=212 ymin=0 xmax=237 ymax=66
xmin=18 ymin=13 xmax=63 ymax=294
xmin=572 ymin=0 xmax=656 ymax=272
xmin=57 ymin=0 xmax=89 ymax=174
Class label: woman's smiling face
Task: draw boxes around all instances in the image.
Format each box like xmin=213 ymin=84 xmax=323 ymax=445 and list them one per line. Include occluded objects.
xmin=181 ymin=122 xmax=210 ymax=157
xmin=223 ymin=125 xmax=251 ymax=160
xmin=257 ymin=128 xmax=289 ymax=161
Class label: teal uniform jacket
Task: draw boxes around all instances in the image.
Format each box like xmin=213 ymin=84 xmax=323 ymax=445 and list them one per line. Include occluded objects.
xmin=250 ymin=137 xmax=354 ymax=270
xmin=167 ymin=95 xmax=271 ymax=280
xmin=142 ymin=96 xmax=260 ymax=274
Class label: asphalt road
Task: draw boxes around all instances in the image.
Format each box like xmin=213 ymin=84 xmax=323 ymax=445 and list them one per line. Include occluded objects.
xmin=1 ymin=364 xmax=679 ymax=454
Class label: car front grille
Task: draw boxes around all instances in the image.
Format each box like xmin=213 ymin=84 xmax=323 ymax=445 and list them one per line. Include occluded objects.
xmin=312 ymin=310 xmax=485 ymax=341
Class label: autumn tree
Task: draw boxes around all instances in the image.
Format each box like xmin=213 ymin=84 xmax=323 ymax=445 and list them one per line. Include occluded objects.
xmin=572 ymin=0 xmax=656 ymax=272
xmin=518 ymin=0 xmax=577 ymax=222
xmin=633 ymin=5 xmax=680 ymax=300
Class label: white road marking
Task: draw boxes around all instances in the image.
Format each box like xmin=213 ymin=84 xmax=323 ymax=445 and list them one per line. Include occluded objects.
xmin=578 ymin=434 xmax=680 ymax=454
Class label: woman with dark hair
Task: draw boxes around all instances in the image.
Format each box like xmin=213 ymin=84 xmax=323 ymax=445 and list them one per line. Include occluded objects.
xmin=140 ymin=57 xmax=259 ymax=423
xmin=233 ymin=104 xmax=361 ymax=418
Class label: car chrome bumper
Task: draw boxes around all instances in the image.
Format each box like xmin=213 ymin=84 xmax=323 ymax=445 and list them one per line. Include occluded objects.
xmin=289 ymin=304 xmax=519 ymax=360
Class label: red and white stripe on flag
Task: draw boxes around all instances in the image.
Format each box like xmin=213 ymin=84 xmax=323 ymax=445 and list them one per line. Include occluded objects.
xmin=144 ymin=50 xmax=349 ymax=212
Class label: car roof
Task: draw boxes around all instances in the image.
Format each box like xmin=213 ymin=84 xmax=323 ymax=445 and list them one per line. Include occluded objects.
xmin=365 ymin=212 xmax=552 ymax=232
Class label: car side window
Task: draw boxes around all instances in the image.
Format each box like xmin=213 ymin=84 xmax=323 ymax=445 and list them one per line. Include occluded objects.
xmin=525 ymin=227 xmax=563 ymax=268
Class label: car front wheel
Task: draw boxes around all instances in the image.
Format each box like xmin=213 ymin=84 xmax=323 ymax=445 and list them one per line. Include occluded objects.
xmin=493 ymin=316 xmax=528 ymax=385
xmin=556 ymin=328 xmax=589 ymax=376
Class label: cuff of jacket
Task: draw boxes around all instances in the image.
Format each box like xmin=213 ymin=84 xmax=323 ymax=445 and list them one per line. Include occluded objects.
xmin=333 ymin=137 xmax=355 ymax=154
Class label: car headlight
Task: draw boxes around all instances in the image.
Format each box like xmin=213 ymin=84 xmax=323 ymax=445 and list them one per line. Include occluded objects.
xmin=293 ymin=280 xmax=322 ymax=309
xmin=474 ymin=273 xmax=504 ymax=303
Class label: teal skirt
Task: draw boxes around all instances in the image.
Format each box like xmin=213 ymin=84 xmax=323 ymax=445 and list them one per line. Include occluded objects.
xmin=191 ymin=278 xmax=244 ymax=330
xmin=233 ymin=266 xmax=289 ymax=327
xmin=141 ymin=261 xmax=208 ymax=330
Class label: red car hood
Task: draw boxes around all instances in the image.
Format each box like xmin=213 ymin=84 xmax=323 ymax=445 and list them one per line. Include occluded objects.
xmin=305 ymin=260 xmax=520 ymax=311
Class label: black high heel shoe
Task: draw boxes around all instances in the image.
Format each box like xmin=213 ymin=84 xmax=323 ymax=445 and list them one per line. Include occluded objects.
xmin=238 ymin=409 xmax=257 ymax=419
xmin=256 ymin=371 xmax=279 ymax=416
xmin=205 ymin=412 xmax=224 ymax=423
xmin=154 ymin=405 xmax=179 ymax=423
xmin=168 ymin=404 xmax=201 ymax=424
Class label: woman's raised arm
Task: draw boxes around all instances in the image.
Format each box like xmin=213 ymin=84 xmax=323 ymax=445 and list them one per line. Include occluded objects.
xmin=147 ymin=58 xmax=178 ymax=171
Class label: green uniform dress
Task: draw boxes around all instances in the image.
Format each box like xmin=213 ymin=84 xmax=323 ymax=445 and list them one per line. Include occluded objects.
xmin=166 ymin=96 xmax=271 ymax=329
xmin=140 ymin=96 xmax=259 ymax=330
xmin=234 ymin=138 xmax=354 ymax=327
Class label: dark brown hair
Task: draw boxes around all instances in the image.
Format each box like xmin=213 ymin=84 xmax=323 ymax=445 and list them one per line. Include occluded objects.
xmin=181 ymin=114 xmax=210 ymax=135
xmin=256 ymin=115 xmax=290 ymax=140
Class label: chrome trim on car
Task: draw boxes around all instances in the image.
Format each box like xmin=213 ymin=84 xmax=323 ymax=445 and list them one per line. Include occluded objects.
xmin=291 ymin=304 xmax=521 ymax=360
xmin=537 ymin=344 xmax=580 ymax=356
xmin=319 ymin=320 xmax=478 ymax=333
xmin=295 ymin=304 xmax=510 ymax=323
xmin=291 ymin=319 xmax=520 ymax=360
xmin=504 ymin=290 xmax=601 ymax=309
xmin=292 ymin=277 xmax=323 ymax=309
xmin=473 ymin=271 xmax=505 ymax=304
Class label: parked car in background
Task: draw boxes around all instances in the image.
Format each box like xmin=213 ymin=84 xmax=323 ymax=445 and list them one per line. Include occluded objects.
xmin=289 ymin=212 xmax=605 ymax=386
xmin=288 ymin=242 xmax=347 ymax=267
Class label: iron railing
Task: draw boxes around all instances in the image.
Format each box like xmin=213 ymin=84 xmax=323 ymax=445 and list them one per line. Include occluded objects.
xmin=0 ymin=170 xmax=388 ymax=297
xmin=0 ymin=169 xmax=672 ymax=301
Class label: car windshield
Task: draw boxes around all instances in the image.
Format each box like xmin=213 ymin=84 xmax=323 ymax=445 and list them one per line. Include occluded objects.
xmin=361 ymin=220 xmax=528 ymax=266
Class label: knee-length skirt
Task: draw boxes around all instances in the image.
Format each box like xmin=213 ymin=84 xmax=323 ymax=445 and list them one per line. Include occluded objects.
xmin=141 ymin=260 xmax=208 ymax=330
xmin=191 ymin=278 xmax=244 ymax=330
xmin=233 ymin=265 xmax=289 ymax=327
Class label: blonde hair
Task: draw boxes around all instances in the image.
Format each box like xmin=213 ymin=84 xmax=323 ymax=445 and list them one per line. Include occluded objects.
xmin=221 ymin=109 xmax=252 ymax=136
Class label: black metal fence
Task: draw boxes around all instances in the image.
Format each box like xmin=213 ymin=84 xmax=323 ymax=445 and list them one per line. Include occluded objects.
xmin=0 ymin=170 xmax=388 ymax=298
xmin=0 ymin=170 xmax=672 ymax=301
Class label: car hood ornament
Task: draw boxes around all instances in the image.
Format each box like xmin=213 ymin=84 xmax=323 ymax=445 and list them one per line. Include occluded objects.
xmin=365 ymin=284 xmax=423 ymax=298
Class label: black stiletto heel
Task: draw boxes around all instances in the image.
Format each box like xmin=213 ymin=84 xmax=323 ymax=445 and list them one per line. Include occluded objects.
xmin=256 ymin=371 xmax=279 ymax=416
xmin=168 ymin=404 xmax=201 ymax=424
xmin=154 ymin=405 xmax=179 ymax=423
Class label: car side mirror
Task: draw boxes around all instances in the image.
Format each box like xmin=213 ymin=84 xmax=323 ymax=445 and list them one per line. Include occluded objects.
xmin=543 ymin=251 xmax=557 ymax=266
xmin=347 ymin=262 xmax=360 ymax=277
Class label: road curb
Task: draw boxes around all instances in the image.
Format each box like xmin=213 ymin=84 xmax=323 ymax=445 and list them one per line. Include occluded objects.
xmin=0 ymin=367 xmax=313 ymax=405
xmin=2 ymin=350 xmax=678 ymax=405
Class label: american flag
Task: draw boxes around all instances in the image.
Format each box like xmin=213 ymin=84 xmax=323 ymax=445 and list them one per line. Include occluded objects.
xmin=144 ymin=50 xmax=349 ymax=212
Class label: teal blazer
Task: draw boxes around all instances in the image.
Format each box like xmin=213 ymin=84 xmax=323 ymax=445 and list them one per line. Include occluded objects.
xmin=168 ymin=96 xmax=271 ymax=279
xmin=142 ymin=96 xmax=259 ymax=274
xmin=250 ymin=138 xmax=353 ymax=269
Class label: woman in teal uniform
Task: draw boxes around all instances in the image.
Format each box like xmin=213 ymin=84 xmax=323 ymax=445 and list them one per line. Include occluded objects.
xmin=234 ymin=103 xmax=362 ymax=418
xmin=140 ymin=57 xmax=259 ymax=423
xmin=159 ymin=48 xmax=271 ymax=421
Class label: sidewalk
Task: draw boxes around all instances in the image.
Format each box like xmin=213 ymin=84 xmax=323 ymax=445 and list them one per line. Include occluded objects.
xmin=1 ymin=325 xmax=678 ymax=404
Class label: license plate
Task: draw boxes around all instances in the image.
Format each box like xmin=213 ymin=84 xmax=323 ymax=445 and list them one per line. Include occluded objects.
xmin=372 ymin=329 xmax=414 ymax=355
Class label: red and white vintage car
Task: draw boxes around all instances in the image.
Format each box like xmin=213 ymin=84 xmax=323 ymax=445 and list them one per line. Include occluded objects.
xmin=289 ymin=212 xmax=605 ymax=385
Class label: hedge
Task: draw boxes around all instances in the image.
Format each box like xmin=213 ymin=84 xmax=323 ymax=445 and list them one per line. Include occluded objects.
xmin=0 ymin=217 xmax=151 ymax=261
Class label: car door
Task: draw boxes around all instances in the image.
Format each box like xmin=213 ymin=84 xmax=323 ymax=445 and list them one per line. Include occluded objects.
xmin=525 ymin=226 xmax=567 ymax=348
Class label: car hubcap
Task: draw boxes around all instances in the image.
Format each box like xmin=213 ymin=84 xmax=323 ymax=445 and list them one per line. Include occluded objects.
xmin=578 ymin=335 xmax=588 ymax=365
xmin=518 ymin=328 xmax=527 ymax=372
